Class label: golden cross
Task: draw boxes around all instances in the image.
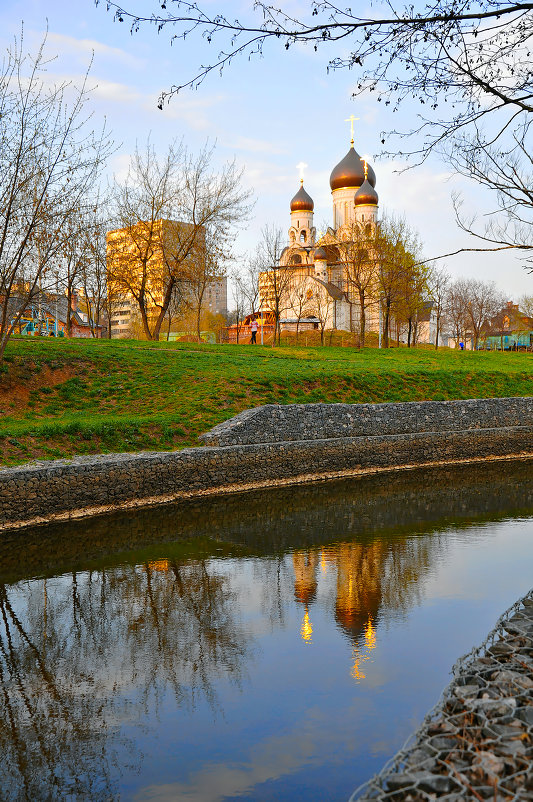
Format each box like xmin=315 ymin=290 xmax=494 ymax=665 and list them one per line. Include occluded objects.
xmin=345 ymin=115 xmax=359 ymax=146
xmin=296 ymin=161 xmax=308 ymax=183
xmin=360 ymin=156 xmax=369 ymax=180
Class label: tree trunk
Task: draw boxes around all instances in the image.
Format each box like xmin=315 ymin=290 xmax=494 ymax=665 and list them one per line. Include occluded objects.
xmin=407 ymin=318 xmax=412 ymax=347
xmin=383 ymin=301 xmax=391 ymax=348
xmin=152 ymin=314 xmax=165 ymax=342
xmin=196 ymin=306 xmax=202 ymax=343
xmin=358 ymin=291 xmax=366 ymax=349
xmin=66 ymin=287 xmax=72 ymax=338
xmin=139 ymin=302 xmax=154 ymax=340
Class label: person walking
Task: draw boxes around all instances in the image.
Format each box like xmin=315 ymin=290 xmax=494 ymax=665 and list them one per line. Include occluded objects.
xmin=250 ymin=316 xmax=258 ymax=344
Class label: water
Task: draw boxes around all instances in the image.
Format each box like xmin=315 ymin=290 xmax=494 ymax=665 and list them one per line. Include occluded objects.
xmin=0 ymin=460 xmax=532 ymax=801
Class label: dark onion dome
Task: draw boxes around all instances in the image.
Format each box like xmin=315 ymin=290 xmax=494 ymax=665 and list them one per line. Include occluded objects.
xmin=329 ymin=146 xmax=376 ymax=191
xmin=313 ymin=246 xmax=328 ymax=261
xmin=354 ymin=178 xmax=378 ymax=206
xmin=290 ymin=182 xmax=314 ymax=212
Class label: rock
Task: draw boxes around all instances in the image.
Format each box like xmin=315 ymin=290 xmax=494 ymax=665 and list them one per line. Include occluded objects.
xmin=416 ymin=772 xmax=460 ymax=794
xmin=454 ymin=684 xmax=480 ymax=698
xmin=516 ymin=706 xmax=533 ymax=725
xmin=472 ymin=750 xmax=505 ymax=778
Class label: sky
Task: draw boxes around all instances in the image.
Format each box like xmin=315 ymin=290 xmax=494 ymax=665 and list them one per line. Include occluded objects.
xmin=1 ymin=0 xmax=531 ymax=306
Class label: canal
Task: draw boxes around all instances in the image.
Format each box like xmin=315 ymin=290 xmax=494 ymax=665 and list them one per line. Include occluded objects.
xmin=0 ymin=459 xmax=532 ymax=801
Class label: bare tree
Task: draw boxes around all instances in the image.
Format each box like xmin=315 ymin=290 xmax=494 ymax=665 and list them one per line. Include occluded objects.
xmin=97 ymin=2 xmax=533 ymax=155
xmin=288 ymin=278 xmax=315 ymax=341
xmin=80 ymin=204 xmax=111 ymax=338
xmin=235 ymin=253 xmax=261 ymax=317
xmin=313 ymin=285 xmax=334 ymax=346
xmin=427 ymin=264 xmax=450 ymax=350
xmin=376 ymin=216 xmax=422 ymax=348
xmin=58 ymin=210 xmax=95 ymax=338
xmin=394 ymin=261 xmax=430 ymax=347
xmin=446 ymin=126 xmax=533 ymax=270
xmin=187 ymin=232 xmax=225 ymax=343
xmin=108 ymin=141 xmax=182 ymax=340
xmin=333 ymin=223 xmax=378 ymax=348
xmin=109 ymin=141 xmax=251 ymax=341
xmin=97 ymin=1 xmax=533 ymax=271
xmin=446 ymin=281 xmax=470 ymax=348
xmin=0 ymin=32 xmax=113 ymax=359
xmin=463 ymin=278 xmax=506 ymax=349
xmin=518 ymin=294 xmax=533 ymax=317
xmin=446 ymin=278 xmax=505 ymax=349
xmin=229 ymin=269 xmax=247 ymax=344
xmin=256 ymin=225 xmax=292 ymax=345
xmin=230 ymin=253 xmax=262 ymax=344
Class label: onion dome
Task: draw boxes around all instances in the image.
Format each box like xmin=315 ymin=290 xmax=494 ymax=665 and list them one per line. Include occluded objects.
xmin=290 ymin=181 xmax=314 ymax=212
xmin=354 ymin=178 xmax=378 ymax=206
xmin=329 ymin=146 xmax=376 ymax=191
xmin=313 ymin=246 xmax=328 ymax=261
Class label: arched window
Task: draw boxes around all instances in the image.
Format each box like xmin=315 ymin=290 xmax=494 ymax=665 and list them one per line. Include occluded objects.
xmin=300 ymin=230 xmax=306 ymax=243
xmin=290 ymin=253 xmax=302 ymax=265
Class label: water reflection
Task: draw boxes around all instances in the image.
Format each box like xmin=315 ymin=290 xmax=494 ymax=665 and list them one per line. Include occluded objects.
xmin=2 ymin=459 xmax=532 ymax=585
xmin=0 ymin=558 xmax=253 ymax=801
xmin=0 ymin=459 xmax=531 ymax=801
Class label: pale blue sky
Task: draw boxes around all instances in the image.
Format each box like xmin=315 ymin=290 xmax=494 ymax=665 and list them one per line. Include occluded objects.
xmin=2 ymin=0 xmax=531 ymax=301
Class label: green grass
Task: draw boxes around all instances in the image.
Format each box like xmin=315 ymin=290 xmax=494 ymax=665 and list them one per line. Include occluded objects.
xmin=0 ymin=336 xmax=531 ymax=466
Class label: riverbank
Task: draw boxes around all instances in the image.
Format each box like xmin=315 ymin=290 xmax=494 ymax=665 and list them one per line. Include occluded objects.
xmin=1 ymin=338 xmax=532 ymax=466
xmin=351 ymin=588 xmax=533 ymax=801
xmin=1 ymin=398 xmax=532 ymax=530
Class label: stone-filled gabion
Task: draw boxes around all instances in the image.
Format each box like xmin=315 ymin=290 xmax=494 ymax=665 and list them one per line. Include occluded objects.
xmin=350 ymin=590 xmax=533 ymax=801
xmin=1 ymin=398 xmax=533 ymax=528
xmin=200 ymin=398 xmax=533 ymax=447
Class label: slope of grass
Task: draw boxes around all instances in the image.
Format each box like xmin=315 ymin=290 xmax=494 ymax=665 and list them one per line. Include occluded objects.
xmin=0 ymin=337 xmax=531 ymax=466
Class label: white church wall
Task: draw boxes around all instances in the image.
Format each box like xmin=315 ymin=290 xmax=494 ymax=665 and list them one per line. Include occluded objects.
xmin=332 ymin=188 xmax=358 ymax=228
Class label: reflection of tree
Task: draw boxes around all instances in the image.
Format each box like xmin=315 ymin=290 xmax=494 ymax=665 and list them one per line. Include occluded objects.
xmin=0 ymin=581 xmax=119 ymax=800
xmin=0 ymin=558 xmax=251 ymax=800
xmin=1 ymin=461 xmax=532 ymax=795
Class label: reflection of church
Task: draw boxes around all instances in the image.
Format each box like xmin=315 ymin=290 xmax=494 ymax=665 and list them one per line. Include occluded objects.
xmin=292 ymin=536 xmax=434 ymax=680
xmin=259 ymin=127 xmax=381 ymax=334
xmin=292 ymin=544 xmax=382 ymax=678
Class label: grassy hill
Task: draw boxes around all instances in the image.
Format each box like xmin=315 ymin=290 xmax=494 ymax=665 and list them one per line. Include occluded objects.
xmin=0 ymin=337 xmax=531 ymax=466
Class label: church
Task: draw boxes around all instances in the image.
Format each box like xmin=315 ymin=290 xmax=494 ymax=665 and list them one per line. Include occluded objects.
xmin=258 ymin=126 xmax=383 ymax=338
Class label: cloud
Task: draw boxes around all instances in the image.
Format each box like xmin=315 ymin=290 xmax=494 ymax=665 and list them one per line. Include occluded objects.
xmin=133 ymin=703 xmax=371 ymax=802
xmin=377 ymin=159 xmax=454 ymax=215
xmin=88 ymin=78 xmax=143 ymax=105
xmin=160 ymin=93 xmax=228 ymax=131
xmin=43 ymin=31 xmax=145 ymax=70
xmin=109 ymin=153 xmax=131 ymax=183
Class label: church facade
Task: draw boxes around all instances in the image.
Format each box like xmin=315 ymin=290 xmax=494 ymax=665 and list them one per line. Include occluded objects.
xmin=259 ymin=136 xmax=382 ymax=338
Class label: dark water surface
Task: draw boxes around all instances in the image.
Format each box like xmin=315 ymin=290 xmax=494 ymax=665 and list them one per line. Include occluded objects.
xmin=1 ymin=460 xmax=533 ymax=801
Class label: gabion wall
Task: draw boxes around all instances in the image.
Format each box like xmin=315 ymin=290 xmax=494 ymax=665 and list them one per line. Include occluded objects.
xmin=350 ymin=589 xmax=533 ymax=801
